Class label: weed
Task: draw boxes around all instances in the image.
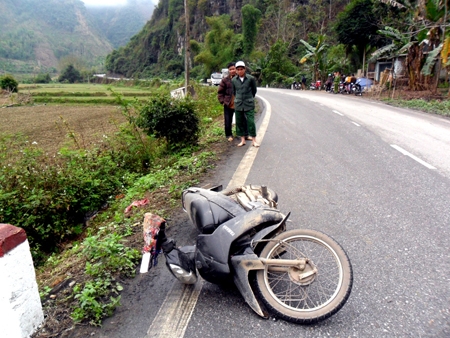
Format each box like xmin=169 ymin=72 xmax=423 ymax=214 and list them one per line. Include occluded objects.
xmin=70 ymin=231 xmax=139 ymax=325
xmin=72 ymin=278 xmax=122 ymax=326
xmin=39 ymin=285 xmax=52 ymax=300
xmin=382 ymin=98 xmax=450 ymax=117
xmin=81 ymin=233 xmax=140 ymax=278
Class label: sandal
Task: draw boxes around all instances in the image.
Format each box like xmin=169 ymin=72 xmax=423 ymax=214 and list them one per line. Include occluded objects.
xmin=237 ymin=142 xmax=246 ymax=147
xmin=252 ymin=142 xmax=260 ymax=148
xmin=227 ymin=137 xmax=233 ymax=142
xmin=245 ymin=136 xmax=253 ymax=141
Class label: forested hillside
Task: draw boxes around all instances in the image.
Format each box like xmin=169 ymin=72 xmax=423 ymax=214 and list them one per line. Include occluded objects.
xmin=104 ymin=0 xmax=376 ymax=79
xmin=0 ymin=0 xmax=154 ymax=76
xmin=106 ymin=0 xmax=450 ymax=91
xmin=86 ymin=0 xmax=155 ymax=48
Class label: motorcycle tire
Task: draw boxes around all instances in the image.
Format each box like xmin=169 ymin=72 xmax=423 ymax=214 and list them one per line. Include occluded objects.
xmin=254 ymin=229 xmax=352 ymax=324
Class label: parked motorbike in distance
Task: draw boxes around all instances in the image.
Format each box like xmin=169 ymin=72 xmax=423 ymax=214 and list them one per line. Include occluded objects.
xmin=141 ymin=184 xmax=353 ymax=324
xmin=292 ymin=82 xmax=302 ymax=90
xmin=309 ymin=80 xmax=322 ymax=90
xmin=352 ymin=80 xmax=363 ymax=96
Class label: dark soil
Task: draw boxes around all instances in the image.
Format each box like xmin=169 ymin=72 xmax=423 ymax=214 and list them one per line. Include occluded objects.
xmin=0 ymin=104 xmax=126 ymax=154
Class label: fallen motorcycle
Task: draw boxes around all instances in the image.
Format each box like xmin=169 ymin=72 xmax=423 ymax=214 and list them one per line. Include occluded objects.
xmin=141 ymin=185 xmax=353 ymax=324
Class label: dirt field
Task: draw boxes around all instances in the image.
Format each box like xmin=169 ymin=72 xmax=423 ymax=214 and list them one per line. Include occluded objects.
xmin=0 ymin=104 xmax=126 ymax=153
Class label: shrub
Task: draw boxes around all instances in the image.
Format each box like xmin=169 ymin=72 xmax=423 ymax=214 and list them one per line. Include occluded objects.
xmin=59 ymin=64 xmax=82 ymax=83
xmin=0 ymin=127 xmax=155 ymax=262
xmin=137 ymin=94 xmax=199 ymax=146
xmin=34 ymin=73 xmax=52 ymax=84
xmin=0 ymin=74 xmax=19 ymax=92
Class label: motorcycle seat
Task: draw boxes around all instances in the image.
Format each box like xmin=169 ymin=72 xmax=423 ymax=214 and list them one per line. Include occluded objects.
xmin=182 ymin=188 xmax=246 ymax=234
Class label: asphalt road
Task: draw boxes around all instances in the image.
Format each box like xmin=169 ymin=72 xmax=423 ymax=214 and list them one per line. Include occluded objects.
xmin=75 ymin=89 xmax=450 ymax=338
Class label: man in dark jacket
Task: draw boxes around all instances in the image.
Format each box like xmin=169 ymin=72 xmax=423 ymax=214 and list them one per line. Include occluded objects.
xmin=217 ymin=62 xmax=237 ymax=141
xmin=232 ymin=61 xmax=259 ymax=147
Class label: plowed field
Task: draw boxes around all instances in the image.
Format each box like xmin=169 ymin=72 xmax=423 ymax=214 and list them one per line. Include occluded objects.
xmin=0 ymin=105 xmax=126 ymax=153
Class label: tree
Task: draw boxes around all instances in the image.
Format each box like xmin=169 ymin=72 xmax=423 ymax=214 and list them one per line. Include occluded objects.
xmin=242 ymin=5 xmax=262 ymax=57
xmin=0 ymin=74 xmax=19 ymax=93
xmin=259 ymin=0 xmax=299 ymax=50
xmin=137 ymin=94 xmax=199 ymax=146
xmin=58 ymin=64 xmax=82 ymax=83
xmin=191 ymin=15 xmax=237 ymax=75
xmin=34 ymin=73 xmax=52 ymax=84
xmin=335 ymin=0 xmax=386 ymax=73
xmin=263 ymin=40 xmax=297 ymax=85
xmin=371 ymin=0 xmax=450 ymax=91
xmin=300 ymin=35 xmax=328 ymax=81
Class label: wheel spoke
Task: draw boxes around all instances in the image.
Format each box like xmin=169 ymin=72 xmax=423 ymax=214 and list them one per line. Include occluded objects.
xmin=264 ymin=235 xmax=342 ymax=311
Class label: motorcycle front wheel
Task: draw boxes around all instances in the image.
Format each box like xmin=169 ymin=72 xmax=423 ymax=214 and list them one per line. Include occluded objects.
xmin=254 ymin=229 xmax=352 ymax=324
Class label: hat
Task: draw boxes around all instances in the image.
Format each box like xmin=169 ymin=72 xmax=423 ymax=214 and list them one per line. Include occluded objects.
xmin=235 ymin=61 xmax=246 ymax=68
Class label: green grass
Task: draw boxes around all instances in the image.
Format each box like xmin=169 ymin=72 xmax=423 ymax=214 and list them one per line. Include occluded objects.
xmin=382 ymin=98 xmax=450 ymax=117
xmin=20 ymin=83 xmax=153 ymax=95
xmin=15 ymin=83 xmax=159 ymax=105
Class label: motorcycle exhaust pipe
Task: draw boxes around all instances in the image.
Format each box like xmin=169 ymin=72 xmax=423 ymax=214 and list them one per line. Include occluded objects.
xmin=164 ymin=245 xmax=198 ymax=284
xmin=168 ymin=263 xmax=198 ymax=284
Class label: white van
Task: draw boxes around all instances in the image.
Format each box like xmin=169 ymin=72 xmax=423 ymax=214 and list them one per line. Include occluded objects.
xmin=221 ymin=68 xmax=229 ymax=78
xmin=210 ymin=72 xmax=222 ymax=86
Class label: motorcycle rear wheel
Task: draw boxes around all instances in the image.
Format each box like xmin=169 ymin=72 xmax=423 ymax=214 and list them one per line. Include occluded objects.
xmin=254 ymin=229 xmax=352 ymax=324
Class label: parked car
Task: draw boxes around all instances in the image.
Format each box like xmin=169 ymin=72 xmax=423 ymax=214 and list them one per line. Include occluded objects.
xmin=210 ymin=72 xmax=222 ymax=86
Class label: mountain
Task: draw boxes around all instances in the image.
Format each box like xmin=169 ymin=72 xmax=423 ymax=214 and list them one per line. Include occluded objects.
xmin=104 ymin=0 xmax=351 ymax=79
xmin=86 ymin=0 xmax=155 ymax=49
xmin=0 ymin=0 xmax=154 ymax=76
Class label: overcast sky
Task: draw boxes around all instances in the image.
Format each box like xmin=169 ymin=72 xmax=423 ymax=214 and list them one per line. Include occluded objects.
xmin=82 ymin=0 xmax=127 ymax=6
xmin=82 ymin=0 xmax=157 ymax=6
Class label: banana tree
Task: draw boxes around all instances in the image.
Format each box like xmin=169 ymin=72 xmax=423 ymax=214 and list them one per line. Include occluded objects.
xmin=374 ymin=0 xmax=450 ymax=91
xmin=420 ymin=0 xmax=449 ymax=94
xmin=299 ymin=35 xmax=327 ymax=82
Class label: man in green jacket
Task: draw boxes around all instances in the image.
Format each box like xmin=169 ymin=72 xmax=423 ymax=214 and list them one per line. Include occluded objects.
xmin=232 ymin=61 xmax=259 ymax=147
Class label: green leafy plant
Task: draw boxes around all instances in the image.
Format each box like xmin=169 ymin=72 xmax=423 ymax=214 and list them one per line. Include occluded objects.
xmin=72 ymin=278 xmax=122 ymax=326
xmin=137 ymin=94 xmax=200 ymax=147
xmin=39 ymin=286 xmax=52 ymax=300
xmin=71 ymin=232 xmax=139 ymax=325
xmin=58 ymin=64 xmax=82 ymax=83
xmin=0 ymin=125 xmax=154 ymax=262
xmin=0 ymin=74 xmax=19 ymax=92
xmin=82 ymin=233 xmax=140 ymax=278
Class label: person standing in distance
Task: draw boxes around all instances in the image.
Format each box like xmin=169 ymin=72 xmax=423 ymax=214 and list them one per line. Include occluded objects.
xmin=218 ymin=62 xmax=237 ymax=142
xmin=301 ymin=75 xmax=307 ymax=90
xmin=232 ymin=61 xmax=259 ymax=147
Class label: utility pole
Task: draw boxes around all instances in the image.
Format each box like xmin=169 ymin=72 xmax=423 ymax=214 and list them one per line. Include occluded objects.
xmin=184 ymin=0 xmax=190 ymax=95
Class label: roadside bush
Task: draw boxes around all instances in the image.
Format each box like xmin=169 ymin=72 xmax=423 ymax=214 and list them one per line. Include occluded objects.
xmin=137 ymin=94 xmax=199 ymax=147
xmin=34 ymin=73 xmax=52 ymax=84
xmin=0 ymin=127 xmax=155 ymax=262
xmin=0 ymin=74 xmax=19 ymax=92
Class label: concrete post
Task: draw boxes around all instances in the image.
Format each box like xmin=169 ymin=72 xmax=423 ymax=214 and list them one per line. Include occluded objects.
xmin=0 ymin=224 xmax=44 ymax=337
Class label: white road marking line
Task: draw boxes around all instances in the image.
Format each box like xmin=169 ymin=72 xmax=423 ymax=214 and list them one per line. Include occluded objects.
xmin=390 ymin=145 xmax=437 ymax=169
xmin=145 ymin=282 xmax=203 ymax=338
xmin=351 ymin=122 xmax=360 ymax=127
xmin=332 ymin=110 xmax=344 ymax=116
xmin=145 ymin=95 xmax=273 ymax=338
